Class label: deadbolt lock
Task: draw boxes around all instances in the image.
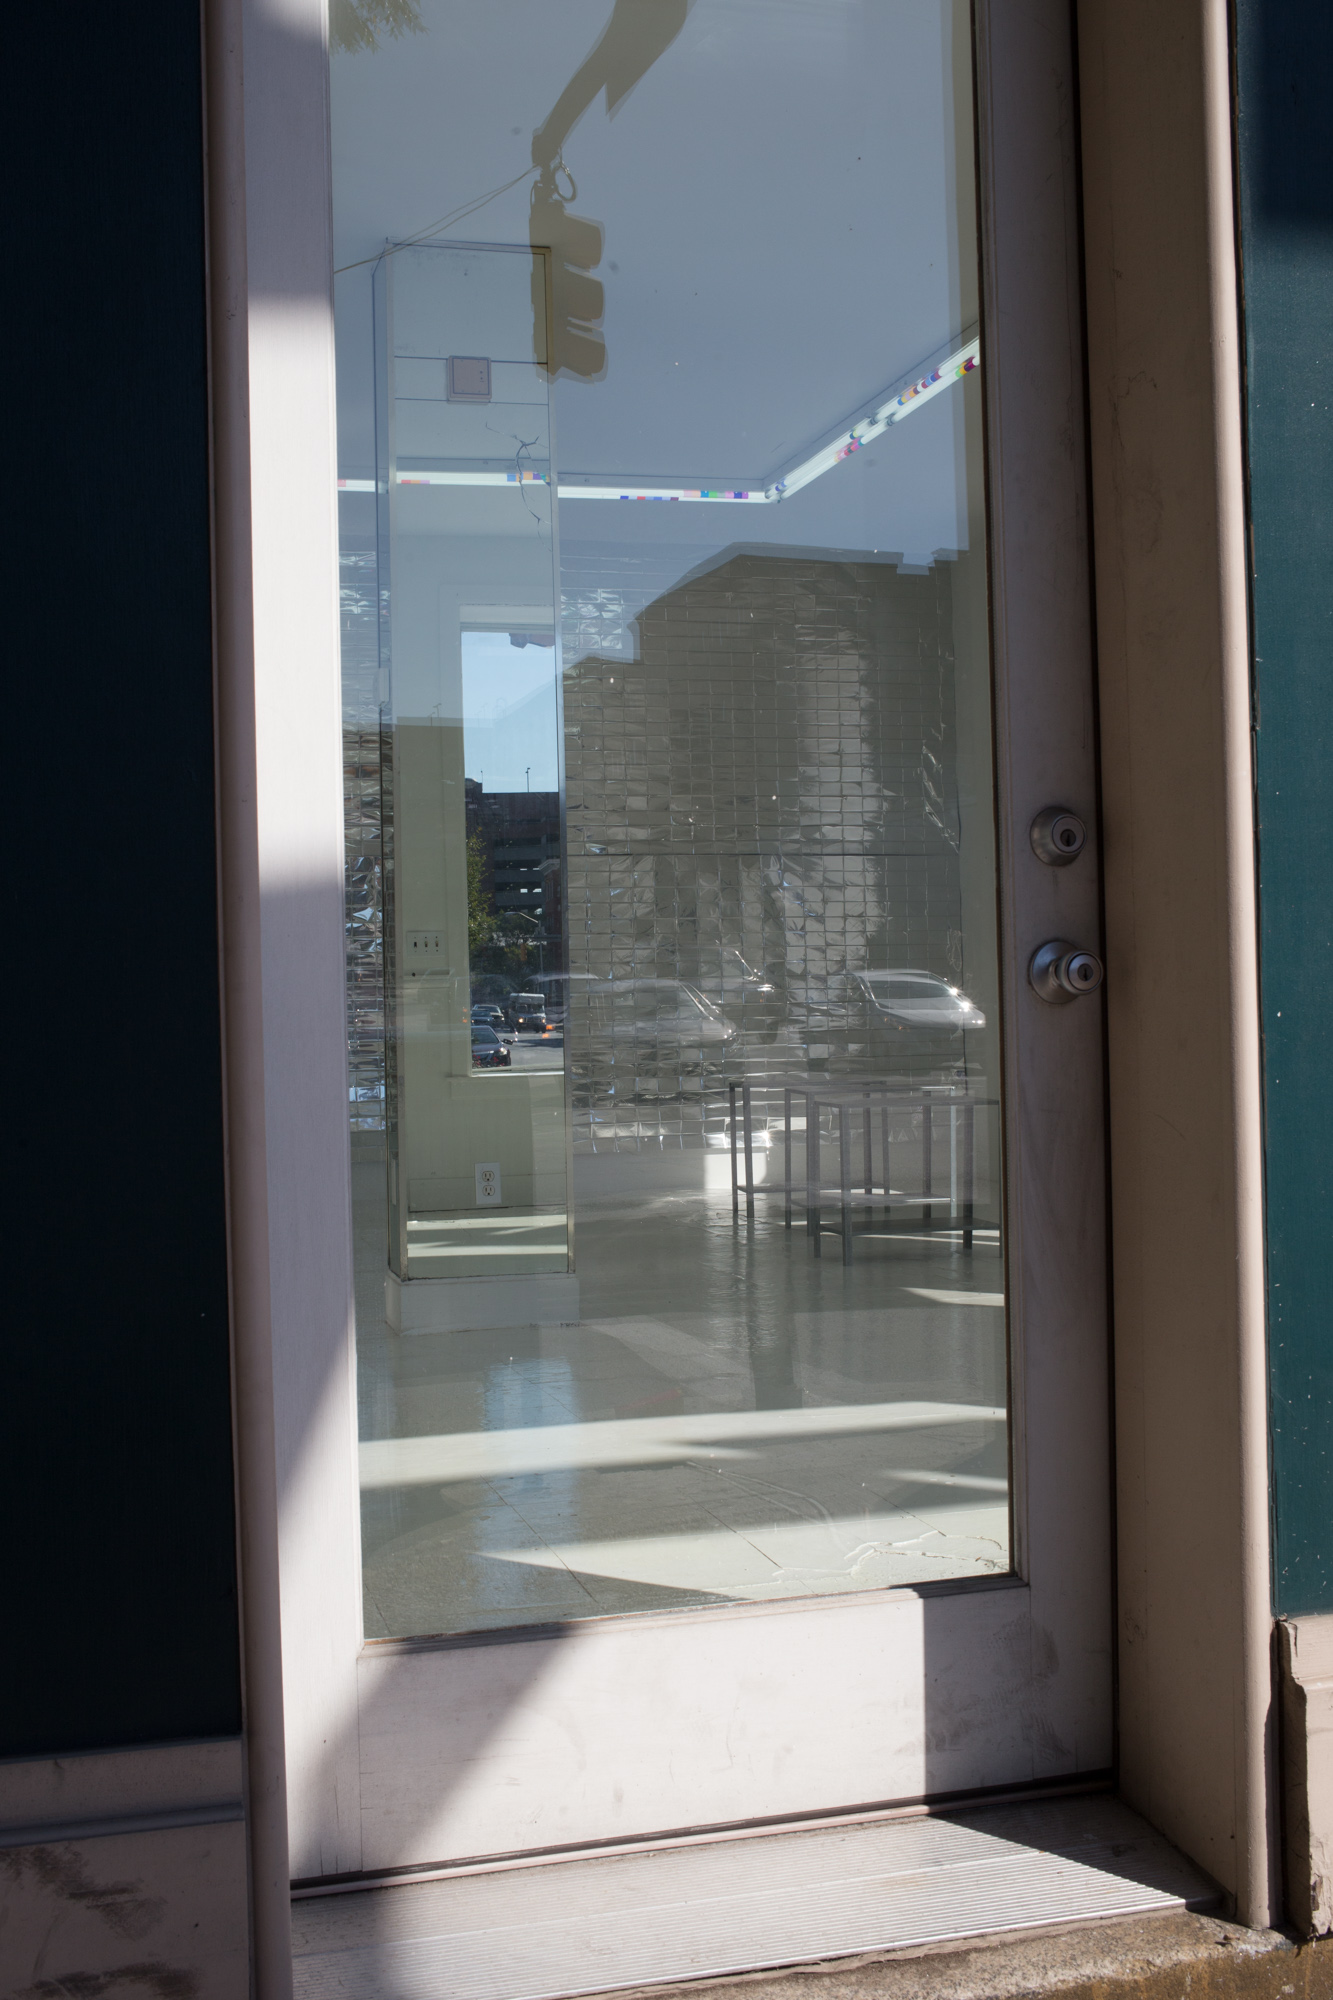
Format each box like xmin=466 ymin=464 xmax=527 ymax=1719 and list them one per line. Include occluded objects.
xmin=1030 ymin=806 xmax=1087 ymax=866
xmin=1029 ymin=938 xmax=1104 ymax=1004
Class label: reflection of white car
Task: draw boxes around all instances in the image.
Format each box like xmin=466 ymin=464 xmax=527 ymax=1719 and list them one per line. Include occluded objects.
xmin=850 ymin=970 xmax=986 ymax=1033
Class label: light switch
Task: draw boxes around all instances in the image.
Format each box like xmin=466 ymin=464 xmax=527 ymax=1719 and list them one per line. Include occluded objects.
xmin=404 ymin=931 xmax=447 ymax=976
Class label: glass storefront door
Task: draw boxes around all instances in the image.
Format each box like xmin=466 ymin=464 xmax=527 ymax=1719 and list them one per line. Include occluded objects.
xmin=304 ymin=0 xmax=1110 ymax=1875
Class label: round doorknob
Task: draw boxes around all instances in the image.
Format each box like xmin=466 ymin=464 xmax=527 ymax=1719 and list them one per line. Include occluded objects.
xmin=1029 ymin=938 xmax=1104 ymax=1003
xmin=1030 ymin=806 xmax=1087 ymax=866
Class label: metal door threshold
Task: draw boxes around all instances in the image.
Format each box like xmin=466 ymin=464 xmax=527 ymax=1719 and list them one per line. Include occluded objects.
xmin=290 ymin=1796 xmax=1219 ymax=2000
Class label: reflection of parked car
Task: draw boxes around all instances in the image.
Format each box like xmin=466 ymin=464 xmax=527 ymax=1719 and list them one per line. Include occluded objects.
xmin=471 ymin=1025 xmax=511 ymax=1068
xmin=575 ymin=979 xmax=736 ymax=1050
xmin=505 ymin=992 xmax=548 ymax=1031
xmin=849 ymin=970 xmax=986 ymax=1033
xmin=570 ymin=980 xmax=736 ymax=1104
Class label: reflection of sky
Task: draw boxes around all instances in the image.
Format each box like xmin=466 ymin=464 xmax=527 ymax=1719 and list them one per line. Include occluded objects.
xmin=462 ymin=631 xmax=559 ymax=792
xmin=332 ymin=0 xmax=974 ymax=564
xmin=334 ymin=0 xmax=982 ymax=743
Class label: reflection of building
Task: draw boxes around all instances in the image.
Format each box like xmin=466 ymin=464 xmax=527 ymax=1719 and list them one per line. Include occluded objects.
xmin=563 ymin=550 xmax=985 ymax=1152
xmin=346 ymin=547 xmax=992 ymax=1165
xmin=464 ymin=781 xmax=562 ymax=943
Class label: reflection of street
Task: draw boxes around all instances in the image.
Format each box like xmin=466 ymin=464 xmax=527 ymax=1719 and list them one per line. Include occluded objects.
xmin=511 ymin=1030 xmax=564 ymax=1073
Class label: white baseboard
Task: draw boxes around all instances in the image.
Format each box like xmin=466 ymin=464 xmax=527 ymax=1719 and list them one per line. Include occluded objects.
xmin=386 ymin=1270 xmax=581 ymax=1333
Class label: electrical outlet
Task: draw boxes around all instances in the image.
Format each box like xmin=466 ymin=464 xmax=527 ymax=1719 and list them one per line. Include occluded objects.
xmin=475 ymin=1162 xmax=501 ymax=1206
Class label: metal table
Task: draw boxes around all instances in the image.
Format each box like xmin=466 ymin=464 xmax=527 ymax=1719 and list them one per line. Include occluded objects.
xmin=727 ymin=1075 xmax=998 ymax=1264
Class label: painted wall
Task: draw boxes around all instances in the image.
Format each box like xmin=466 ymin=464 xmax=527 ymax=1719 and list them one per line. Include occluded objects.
xmin=0 ymin=5 xmax=241 ymax=1749
xmin=1236 ymin=3 xmax=1333 ymax=1615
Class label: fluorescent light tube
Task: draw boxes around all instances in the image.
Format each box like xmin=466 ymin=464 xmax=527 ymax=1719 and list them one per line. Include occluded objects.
xmin=764 ymin=338 xmax=981 ymax=503
xmin=397 ymin=470 xmax=546 ymax=488
xmin=554 ymin=483 xmax=768 ymax=503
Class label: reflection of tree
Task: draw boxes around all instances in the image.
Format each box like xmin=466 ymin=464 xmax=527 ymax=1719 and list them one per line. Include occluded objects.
xmin=330 ymin=0 xmax=423 ymax=57
xmin=466 ymin=831 xmax=497 ymax=956
xmin=468 ymin=833 xmax=543 ymax=977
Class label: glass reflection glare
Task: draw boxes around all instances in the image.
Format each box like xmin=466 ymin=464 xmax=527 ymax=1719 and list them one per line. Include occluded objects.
xmin=334 ymin=0 xmax=1008 ymax=1640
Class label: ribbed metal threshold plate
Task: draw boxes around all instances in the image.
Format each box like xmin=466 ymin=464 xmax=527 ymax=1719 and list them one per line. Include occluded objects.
xmin=291 ymin=1797 xmax=1219 ymax=2000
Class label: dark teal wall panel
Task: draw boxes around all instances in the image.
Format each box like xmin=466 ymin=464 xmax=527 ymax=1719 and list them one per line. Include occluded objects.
xmin=1236 ymin=3 xmax=1333 ymax=1613
xmin=0 ymin=10 xmax=242 ymax=1746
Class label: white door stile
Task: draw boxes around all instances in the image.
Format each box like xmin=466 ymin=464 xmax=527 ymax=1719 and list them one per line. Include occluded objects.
xmin=228 ymin=0 xmax=367 ymax=1883
xmin=977 ymin=0 xmax=1112 ymax=1768
xmin=227 ymin=0 xmax=1112 ymax=1888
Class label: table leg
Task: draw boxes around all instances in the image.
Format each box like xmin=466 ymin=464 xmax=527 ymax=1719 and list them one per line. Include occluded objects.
xmin=808 ymin=1101 xmax=820 ymax=1255
xmin=784 ymin=1087 xmax=793 ymax=1229
xmin=950 ymin=1104 xmax=958 ymax=1230
xmin=743 ymin=1082 xmax=755 ymax=1221
xmin=881 ymin=1101 xmax=890 ymax=1213
xmin=730 ymin=1081 xmax=738 ymax=1220
xmin=922 ymin=1099 xmax=933 ymax=1223
xmin=839 ymin=1102 xmax=853 ymax=1265
xmin=963 ymin=1099 xmax=976 ymax=1251
xmin=863 ymin=1093 xmax=873 ymax=1195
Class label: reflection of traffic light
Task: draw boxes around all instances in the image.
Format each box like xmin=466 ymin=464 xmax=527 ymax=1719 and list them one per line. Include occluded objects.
xmin=530 ymin=165 xmax=606 ymax=381
xmin=525 ymin=0 xmax=691 ymax=380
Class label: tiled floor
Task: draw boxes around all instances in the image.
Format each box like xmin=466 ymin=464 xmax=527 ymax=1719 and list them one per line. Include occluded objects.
xmin=355 ymin=1151 xmax=1008 ymax=1640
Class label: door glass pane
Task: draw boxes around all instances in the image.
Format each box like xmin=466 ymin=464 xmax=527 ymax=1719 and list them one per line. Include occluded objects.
xmin=335 ymin=0 xmax=1008 ymax=1640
